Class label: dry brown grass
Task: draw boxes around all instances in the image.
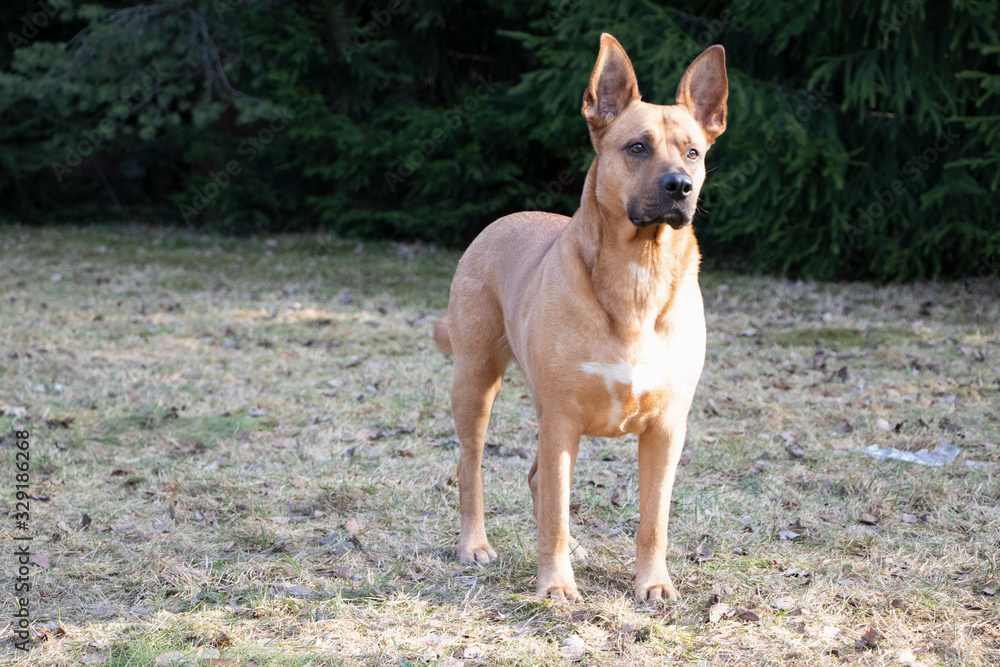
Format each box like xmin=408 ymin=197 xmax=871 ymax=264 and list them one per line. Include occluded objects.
xmin=1 ymin=225 xmax=998 ymax=666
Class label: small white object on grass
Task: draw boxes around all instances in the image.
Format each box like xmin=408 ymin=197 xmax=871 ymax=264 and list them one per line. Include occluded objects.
xmin=862 ymin=438 xmax=960 ymax=467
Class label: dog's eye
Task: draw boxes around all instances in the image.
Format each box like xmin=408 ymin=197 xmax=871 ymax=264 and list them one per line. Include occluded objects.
xmin=628 ymin=143 xmax=645 ymax=154
xmin=686 ymin=148 xmax=699 ymax=160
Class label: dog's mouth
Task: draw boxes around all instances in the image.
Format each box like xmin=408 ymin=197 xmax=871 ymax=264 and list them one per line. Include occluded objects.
xmin=629 ymin=211 xmax=691 ymax=230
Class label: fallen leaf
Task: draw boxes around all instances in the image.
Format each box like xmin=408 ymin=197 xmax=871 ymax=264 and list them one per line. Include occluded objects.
xmin=855 ymin=626 xmax=882 ymax=651
xmin=0 ymin=401 xmax=28 ymax=417
xmin=153 ymin=651 xmax=192 ymax=666
xmin=345 ymin=518 xmax=361 ymax=535
xmin=455 ymin=645 xmax=482 ymax=660
xmin=771 ymin=595 xmax=795 ymax=610
xmin=33 ymin=622 xmax=66 ymax=641
xmin=898 ymin=648 xmax=928 ymax=667
xmin=901 ymin=513 xmax=918 ymax=524
xmin=938 ymin=417 xmax=961 ymax=433
xmin=786 ymin=443 xmax=805 ymax=459
xmin=559 ymin=635 xmax=586 ymax=661
xmin=708 ymin=602 xmax=732 ymax=623
xmin=857 ymin=511 xmax=880 ymax=525
xmin=588 ymin=517 xmax=608 ymax=532
xmin=712 ymin=583 xmax=733 ymax=598
xmin=171 ymin=442 xmax=206 ymax=457
xmin=819 ymin=512 xmax=842 ymax=525
xmin=736 ymin=609 xmax=760 ymax=623
xmin=691 ymin=545 xmax=715 ymax=563
xmin=838 ymin=573 xmax=865 ymax=586
xmin=29 ymin=553 xmax=51 ymax=569
xmin=778 ymin=530 xmax=801 ymax=541
xmin=282 ymin=585 xmax=316 ymax=598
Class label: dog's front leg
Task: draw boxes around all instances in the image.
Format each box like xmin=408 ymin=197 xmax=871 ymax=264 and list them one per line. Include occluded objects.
xmin=535 ymin=418 xmax=583 ymax=602
xmin=634 ymin=414 xmax=688 ymax=604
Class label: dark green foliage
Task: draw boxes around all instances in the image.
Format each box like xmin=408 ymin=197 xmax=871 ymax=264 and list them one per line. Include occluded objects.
xmin=0 ymin=0 xmax=997 ymax=280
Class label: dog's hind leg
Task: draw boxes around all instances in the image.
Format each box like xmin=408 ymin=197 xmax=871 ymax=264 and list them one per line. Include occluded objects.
xmin=451 ymin=334 xmax=510 ymax=565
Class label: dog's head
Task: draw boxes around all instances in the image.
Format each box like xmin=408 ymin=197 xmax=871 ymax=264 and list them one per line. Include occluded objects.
xmin=582 ymin=34 xmax=728 ymax=230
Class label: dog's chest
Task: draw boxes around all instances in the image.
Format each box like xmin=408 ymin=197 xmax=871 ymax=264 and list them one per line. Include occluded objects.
xmin=577 ymin=336 xmax=674 ymax=435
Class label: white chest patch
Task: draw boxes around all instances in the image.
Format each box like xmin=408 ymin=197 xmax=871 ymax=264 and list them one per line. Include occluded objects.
xmin=579 ymin=360 xmax=661 ymax=394
xmin=579 ymin=359 xmax=664 ymax=431
xmin=629 ymin=262 xmax=651 ymax=281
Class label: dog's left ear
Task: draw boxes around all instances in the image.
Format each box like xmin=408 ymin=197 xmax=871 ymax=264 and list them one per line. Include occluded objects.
xmin=582 ymin=33 xmax=641 ymax=133
xmin=676 ymin=45 xmax=728 ymax=142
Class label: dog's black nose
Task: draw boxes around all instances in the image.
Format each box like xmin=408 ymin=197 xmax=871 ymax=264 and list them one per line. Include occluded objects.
xmin=661 ymin=172 xmax=693 ymax=201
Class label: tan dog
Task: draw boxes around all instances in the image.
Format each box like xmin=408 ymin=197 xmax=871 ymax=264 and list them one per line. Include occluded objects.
xmin=434 ymin=34 xmax=727 ymax=603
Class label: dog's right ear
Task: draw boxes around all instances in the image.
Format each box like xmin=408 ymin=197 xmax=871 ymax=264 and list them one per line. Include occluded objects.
xmin=582 ymin=33 xmax=640 ymax=133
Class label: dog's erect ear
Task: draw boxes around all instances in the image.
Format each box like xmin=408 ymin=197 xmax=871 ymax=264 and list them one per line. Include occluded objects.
xmin=676 ymin=45 xmax=728 ymax=142
xmin=582 ymin=33 xmax=641 ymax=132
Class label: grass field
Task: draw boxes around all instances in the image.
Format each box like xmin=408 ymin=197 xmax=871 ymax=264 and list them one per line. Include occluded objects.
xmin=1 ymin=225 xmax=998 ymax=666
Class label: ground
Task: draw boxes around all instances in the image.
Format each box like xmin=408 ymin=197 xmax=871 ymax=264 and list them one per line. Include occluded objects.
xmin=0 ymin=225 xmax=998 ymax=666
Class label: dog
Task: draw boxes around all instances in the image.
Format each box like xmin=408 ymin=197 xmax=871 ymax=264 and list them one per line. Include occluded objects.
xmin=434 ymin=34 xmax=727 ymax=603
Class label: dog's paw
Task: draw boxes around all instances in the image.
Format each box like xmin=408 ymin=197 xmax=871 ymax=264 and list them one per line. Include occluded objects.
xmin=635 ymin=583 xmax=680 ymax=605
xmin=539 ymin=583 xmax=583 ymax=603
xmin=634 ymin=575 xmax=680 ymax=605
xmin=635 ymin=567 xmax=681 ymax=605
xmin=458 ymin=543 xmax=497 ymax=565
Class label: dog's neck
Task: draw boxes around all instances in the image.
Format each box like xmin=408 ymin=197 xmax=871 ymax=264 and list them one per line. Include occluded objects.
xmin=569 ymin=161 xmax=701 ymax=339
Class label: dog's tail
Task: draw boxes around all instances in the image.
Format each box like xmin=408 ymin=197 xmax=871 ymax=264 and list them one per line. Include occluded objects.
xmin=433 ymin=317 xmax=453 ymax=355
